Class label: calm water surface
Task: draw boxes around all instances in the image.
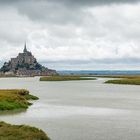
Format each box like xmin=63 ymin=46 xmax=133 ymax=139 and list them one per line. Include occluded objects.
xmin=0 ymin=77 xmax=140 ymax=140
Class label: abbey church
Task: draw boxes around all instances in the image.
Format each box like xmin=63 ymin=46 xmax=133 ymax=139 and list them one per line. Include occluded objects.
xmin=0 ymin=44 xmax=57 ymax=76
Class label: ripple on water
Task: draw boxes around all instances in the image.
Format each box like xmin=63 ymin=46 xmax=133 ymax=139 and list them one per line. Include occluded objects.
xmin=14 ymin=102 xmax=131 ymax=119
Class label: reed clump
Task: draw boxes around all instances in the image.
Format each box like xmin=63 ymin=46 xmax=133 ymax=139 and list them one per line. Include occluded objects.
xmin=0 ymin=121 xmax=50 ymax=140
xmin=40 ymin=76 xmax=96 ymax=81
xmin=0 ymin=89 xmax=38 ymax=111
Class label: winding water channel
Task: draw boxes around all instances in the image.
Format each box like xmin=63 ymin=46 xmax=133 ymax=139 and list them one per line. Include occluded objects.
xmin=0 ymin=77 xmax=140 ymax=140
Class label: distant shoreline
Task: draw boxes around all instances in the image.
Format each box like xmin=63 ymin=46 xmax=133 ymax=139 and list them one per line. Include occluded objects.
xmin=58 ymin=70 xmax=140 ymax=75
xmin=1 ymin=70 xmax=140 ymax=77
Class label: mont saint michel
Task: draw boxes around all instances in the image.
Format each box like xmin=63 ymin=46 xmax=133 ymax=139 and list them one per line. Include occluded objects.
xmin=0 ymin=44 xmax=57 ymax=76
xmin=1 ymin=0 xmax=140 ymax=140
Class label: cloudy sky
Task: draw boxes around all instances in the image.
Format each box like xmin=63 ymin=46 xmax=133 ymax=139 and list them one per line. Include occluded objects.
xmin=0 ymin=0 xmax=140 ymax=70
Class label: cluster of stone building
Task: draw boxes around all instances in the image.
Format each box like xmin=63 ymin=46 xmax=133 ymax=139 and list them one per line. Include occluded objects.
xmin=0 ymin=44 xmax=57 ymax=76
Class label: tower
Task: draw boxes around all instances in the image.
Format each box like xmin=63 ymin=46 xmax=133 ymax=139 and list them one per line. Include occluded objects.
xmin=23 ymin=42 xmax=27 ymax=53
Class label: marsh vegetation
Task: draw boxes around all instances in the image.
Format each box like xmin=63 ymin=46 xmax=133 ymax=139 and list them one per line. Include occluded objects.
xmin=0 ymin=89 xmax=50 ymax=139
xmin=0 ymin=89 xmax=38 ymax=111
xmin=40 ymin=76 xmax=96 ymax=81
xmin=0 ymin=121 xmax=50 ymax=140
xmin=105 ymin=77 xmax=140 ymax=85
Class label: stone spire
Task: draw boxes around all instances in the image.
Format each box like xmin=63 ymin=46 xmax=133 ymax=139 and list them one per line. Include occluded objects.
xmin=23 ymin=42 xmax=27 ymax=53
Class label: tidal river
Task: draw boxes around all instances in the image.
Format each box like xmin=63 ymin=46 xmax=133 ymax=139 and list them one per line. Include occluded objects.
xmin=0 ymin=77 xmax=140 ymax=140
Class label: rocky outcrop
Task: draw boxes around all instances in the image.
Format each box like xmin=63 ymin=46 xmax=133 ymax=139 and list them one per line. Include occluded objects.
xmin=0 ymin=44 xmax=58 ymax=76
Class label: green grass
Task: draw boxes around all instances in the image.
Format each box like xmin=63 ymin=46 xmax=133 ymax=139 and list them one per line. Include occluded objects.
xmin=0 ymin=100 xmax=28 ymax=110
xmin=105 ymin=77 xmax=140 ymax=85
xmin=0 ymin=89 xmax=38 ymax=111
xmin=0 ymin=121 xmax=50 ymax=140
xmin=0 ymin=90 xmax=50 ymax=140
xmin=40 ymin=76 xmax=96 ymax=81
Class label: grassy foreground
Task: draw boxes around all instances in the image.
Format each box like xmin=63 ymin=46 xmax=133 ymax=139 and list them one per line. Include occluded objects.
xmin=0 ymin=90 xmax=51 ymax=139
xmin=0 ymin=121 xmax=50 ymax=140
xmin=0 ymin=89 xmax=38 ymax=111
xmin=40 ymin=76 xmax=96 ymax=81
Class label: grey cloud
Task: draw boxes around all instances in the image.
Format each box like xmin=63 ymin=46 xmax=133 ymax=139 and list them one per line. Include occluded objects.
xmin=39 ymin=57 xmax=140 ymax=70
xmin=0 ymin=0 xmax=140 ymax=24
xmin=1 ymin=0 xmax=140 ymax=5
xmin=16 ymin=1 xmax=84 ymax=25
xmin=41 ymin=58 xmax=140 ymax=64
xmin=50 ymin=0 xmax=140 ymax=7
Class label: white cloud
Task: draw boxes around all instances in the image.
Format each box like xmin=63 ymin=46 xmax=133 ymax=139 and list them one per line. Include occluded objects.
xmin=0 ymin=1 xmax=140 ymax=70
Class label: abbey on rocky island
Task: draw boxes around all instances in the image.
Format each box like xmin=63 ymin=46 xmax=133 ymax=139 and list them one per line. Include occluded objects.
xmin=0 ymin=43 xmax=57 ymax=76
